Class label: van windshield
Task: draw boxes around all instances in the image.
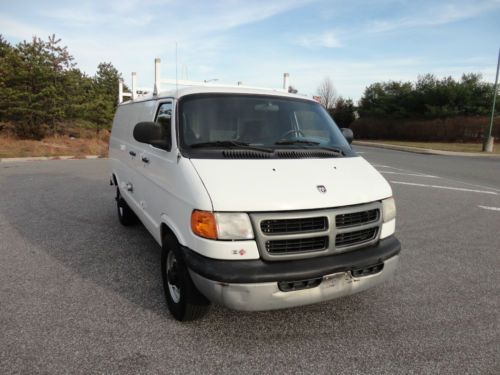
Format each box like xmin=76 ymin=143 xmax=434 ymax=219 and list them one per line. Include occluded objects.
xmin=178 ymin=94 xmax=352 ymax=157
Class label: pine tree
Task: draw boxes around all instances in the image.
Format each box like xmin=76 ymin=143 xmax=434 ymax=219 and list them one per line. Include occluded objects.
xmin=0 ymin=35 xmax=76 ymax=138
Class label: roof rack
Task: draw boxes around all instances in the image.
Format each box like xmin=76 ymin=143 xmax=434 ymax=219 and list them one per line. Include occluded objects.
xmin=118 ymin=58 xmax=291 ymax=104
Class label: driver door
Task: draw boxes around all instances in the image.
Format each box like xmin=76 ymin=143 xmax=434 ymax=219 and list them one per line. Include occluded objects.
xmin=135 ymin=100 xmax=176 ymax=235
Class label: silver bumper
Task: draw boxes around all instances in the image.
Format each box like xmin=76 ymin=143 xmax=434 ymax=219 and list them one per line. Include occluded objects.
xmin=189 ymin=254 xmax=400 ymax=311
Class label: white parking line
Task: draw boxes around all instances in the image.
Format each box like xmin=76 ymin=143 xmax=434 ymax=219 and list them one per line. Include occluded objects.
xmin=373 ymin=164 xmax=410 ymax=171
xmin=374 ymin=163 xmax=500 ymax=193
xmin=380 ymin=171 xmax=438 ymax=178
xmin=374 ymin=164 xmax=437 ymax=177
xmin=478 ymin=205 xmax=500 ymax=211
xmin=390 ymin=181 xmax=498 ymax=195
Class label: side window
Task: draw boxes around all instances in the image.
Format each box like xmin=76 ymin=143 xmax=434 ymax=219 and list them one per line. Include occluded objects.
xmin=153 ymin=102 xmax=172 ymax=151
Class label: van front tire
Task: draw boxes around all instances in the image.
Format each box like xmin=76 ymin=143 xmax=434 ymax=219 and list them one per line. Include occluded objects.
xmin=161 ymin=234 xmax=210 ymax=321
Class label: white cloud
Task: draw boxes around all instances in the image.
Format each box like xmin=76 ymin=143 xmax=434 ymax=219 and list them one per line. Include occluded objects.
xmin=192 ymin=0 xmax=314 ymax=33
xmin=41 ymin=0 xmax=312 ymax=32
xmin=297 ymin=31 xmax=342 ymax=48
xmin=41 ymin=9 xmax=97 ymax=26
xmin=0 ymin=16 xmax=50 ymax=40
xmin=106 ymin=0 xmax=176 ymax=13
xmin=366 ymin=0 xmax=500 ymax=33
xmin=41 ymin=7 xmax=155 ymax=27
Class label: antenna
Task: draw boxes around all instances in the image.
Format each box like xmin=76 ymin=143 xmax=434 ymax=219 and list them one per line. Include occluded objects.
xmin=154 ymin=58 xmax=161 ymax=96
xmin=283 ymin=73 xmax=290 ymax=90
xmin=131 ymin=72 xmax=137 ymax=100
xmin=118 ymin=80 xmax=123 ymax=104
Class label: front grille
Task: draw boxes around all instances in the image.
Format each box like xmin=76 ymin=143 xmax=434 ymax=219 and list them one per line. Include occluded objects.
xmin=261 ymin=217 xmax=327 ymax=235
xmin=251 ymin=202 xmax=382 ymax=261
xmin=336 ymin=228 xmax=378 ymax=247
xmin=336 ymin=209 xmax=379 ymax=228
xmin=266 ymin=236 xmax=328 ymax=254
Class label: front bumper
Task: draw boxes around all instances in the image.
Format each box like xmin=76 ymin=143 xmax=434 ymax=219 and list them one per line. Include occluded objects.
xmin=184 ymin=236 xmax=401 ymax=311
xmin=190 ymin=254 xmax=399 ymax=311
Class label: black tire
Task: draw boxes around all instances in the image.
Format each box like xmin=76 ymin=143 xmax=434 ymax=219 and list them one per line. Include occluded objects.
xmin=116 ymin=188 xmax=137 ymax=226
xmin=161 ymin=233 xmax=210 ymax=321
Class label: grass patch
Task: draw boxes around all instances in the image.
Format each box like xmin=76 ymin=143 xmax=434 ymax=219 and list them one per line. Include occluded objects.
xmin=359 ymin=140 xmax=500 ymax=154
xmin=0 ymin=133 xmax=109 ymax=158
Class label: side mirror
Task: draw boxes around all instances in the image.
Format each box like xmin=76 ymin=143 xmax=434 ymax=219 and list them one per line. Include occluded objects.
xmin=341 ymin=128 xmax=354 ymax=144
xmin=133 ymin=122 xmax=158 ymax=144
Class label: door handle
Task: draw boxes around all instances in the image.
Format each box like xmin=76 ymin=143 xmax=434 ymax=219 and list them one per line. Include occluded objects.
xmin=141 ymin=156 xmax=150 ymax=163
xmin=129 ymin=151 xmax=136 ymax=157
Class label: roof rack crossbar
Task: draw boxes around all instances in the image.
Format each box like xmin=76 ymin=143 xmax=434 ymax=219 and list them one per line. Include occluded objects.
xmin=118 ymin=58 xmax=291 ymax=104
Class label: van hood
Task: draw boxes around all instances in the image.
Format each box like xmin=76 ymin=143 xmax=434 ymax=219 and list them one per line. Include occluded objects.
xmin=190 ymin=156 xmax=392 ymax=212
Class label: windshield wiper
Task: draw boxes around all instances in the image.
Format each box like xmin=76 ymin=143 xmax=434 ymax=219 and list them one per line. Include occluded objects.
xmin=190 ymin=140 xmax=274 ymax=153
xmin=317 ymin=146 xmax=345 ymax=156
xmin=274 ymin=139 xmax=345 ymax=156
xmin=275 ymin=139 xmax=320 ymax=146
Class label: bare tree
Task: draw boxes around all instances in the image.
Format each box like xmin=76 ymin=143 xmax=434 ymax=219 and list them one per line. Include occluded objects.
xmin=316 ymin=77 xmax=337 ymax=109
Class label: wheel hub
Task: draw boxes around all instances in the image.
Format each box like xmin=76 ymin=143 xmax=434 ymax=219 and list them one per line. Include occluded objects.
xmin=167 ymin=265 xmax=179 ymax=286
xmin=166 ymin=251 xmax=181 ymax=303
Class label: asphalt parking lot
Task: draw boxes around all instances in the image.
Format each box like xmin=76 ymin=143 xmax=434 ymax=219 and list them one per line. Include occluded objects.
xmin=1 ymin=147 xmax=499 ymax=374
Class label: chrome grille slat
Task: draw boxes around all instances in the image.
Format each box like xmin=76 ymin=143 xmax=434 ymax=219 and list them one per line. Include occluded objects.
xmin=266 ymin=236 xmax=328 ymax=254
xmin=336 ymin=209 xmax=379 ymax=228
xmin=336 ymin=228 xmax=378 ymax=247
xmin=261 ymin=217 xmax=328 ymax=235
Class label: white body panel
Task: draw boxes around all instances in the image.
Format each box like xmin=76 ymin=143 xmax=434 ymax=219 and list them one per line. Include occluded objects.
xmin=190 ymin=157 xmax=392 ymax=212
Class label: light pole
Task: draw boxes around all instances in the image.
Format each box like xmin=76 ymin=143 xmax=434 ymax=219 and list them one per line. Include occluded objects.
xmin=483 ymin=48 xmax=500 ymax=152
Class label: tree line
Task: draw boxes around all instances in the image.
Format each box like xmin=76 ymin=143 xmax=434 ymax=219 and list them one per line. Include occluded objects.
xmin=318 ymin=73 xmax=498 ymax=124
xmin=0 ymin=34 xmax=123 ymax=139
xmin=316 ymin=73 xmax=498 ymax=140
xmin=358 ymin=73 xmax=498 ymax=118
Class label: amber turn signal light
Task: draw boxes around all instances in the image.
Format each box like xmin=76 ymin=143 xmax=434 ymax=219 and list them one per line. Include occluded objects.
xmin=191 ymin=210 xmax=217 ymax=239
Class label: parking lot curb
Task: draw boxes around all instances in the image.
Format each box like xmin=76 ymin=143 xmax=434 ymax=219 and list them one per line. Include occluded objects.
xmin=0 ymin=155 xmax=104 ymax=163
xmin=353 ymin=141 xmax=500 ymax=158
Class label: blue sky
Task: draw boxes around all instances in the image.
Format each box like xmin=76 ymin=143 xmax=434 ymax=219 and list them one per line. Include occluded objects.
xmin=1 ymin=0 xmax=499 ymax=101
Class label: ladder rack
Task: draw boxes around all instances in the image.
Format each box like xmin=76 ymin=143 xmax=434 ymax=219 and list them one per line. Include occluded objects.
xmin=118 ymin=58 xmax=291 ymax=104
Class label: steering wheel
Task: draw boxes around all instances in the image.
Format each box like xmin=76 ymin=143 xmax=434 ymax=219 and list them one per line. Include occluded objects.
xmin=280 ymin=129 xmax=305 ymax=139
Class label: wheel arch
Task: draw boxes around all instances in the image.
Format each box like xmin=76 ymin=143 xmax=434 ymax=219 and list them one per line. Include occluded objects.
xmin=160 ymin=215 xmax=186 ymax=248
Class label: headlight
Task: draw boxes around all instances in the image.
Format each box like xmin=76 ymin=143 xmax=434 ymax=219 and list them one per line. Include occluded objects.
xmin=191 ymin=210 xmax=254 ymax=240
xmin=215 ymin=212 xmax=254 ymax=240
xmin=382 ymin=197 xmax=396 ymax=222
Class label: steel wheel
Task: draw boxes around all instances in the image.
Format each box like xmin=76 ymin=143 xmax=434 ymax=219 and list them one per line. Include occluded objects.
xmin=166 ymin=250 xmax=181 ymax=303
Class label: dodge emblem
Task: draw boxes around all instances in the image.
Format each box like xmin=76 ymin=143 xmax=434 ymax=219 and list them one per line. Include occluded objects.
xmin=317 ymin=185 xmax=327 ymax=193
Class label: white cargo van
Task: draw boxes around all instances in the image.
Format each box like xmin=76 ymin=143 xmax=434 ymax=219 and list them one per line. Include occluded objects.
xmin=109 ymin=80 xmax=400 ymax=321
